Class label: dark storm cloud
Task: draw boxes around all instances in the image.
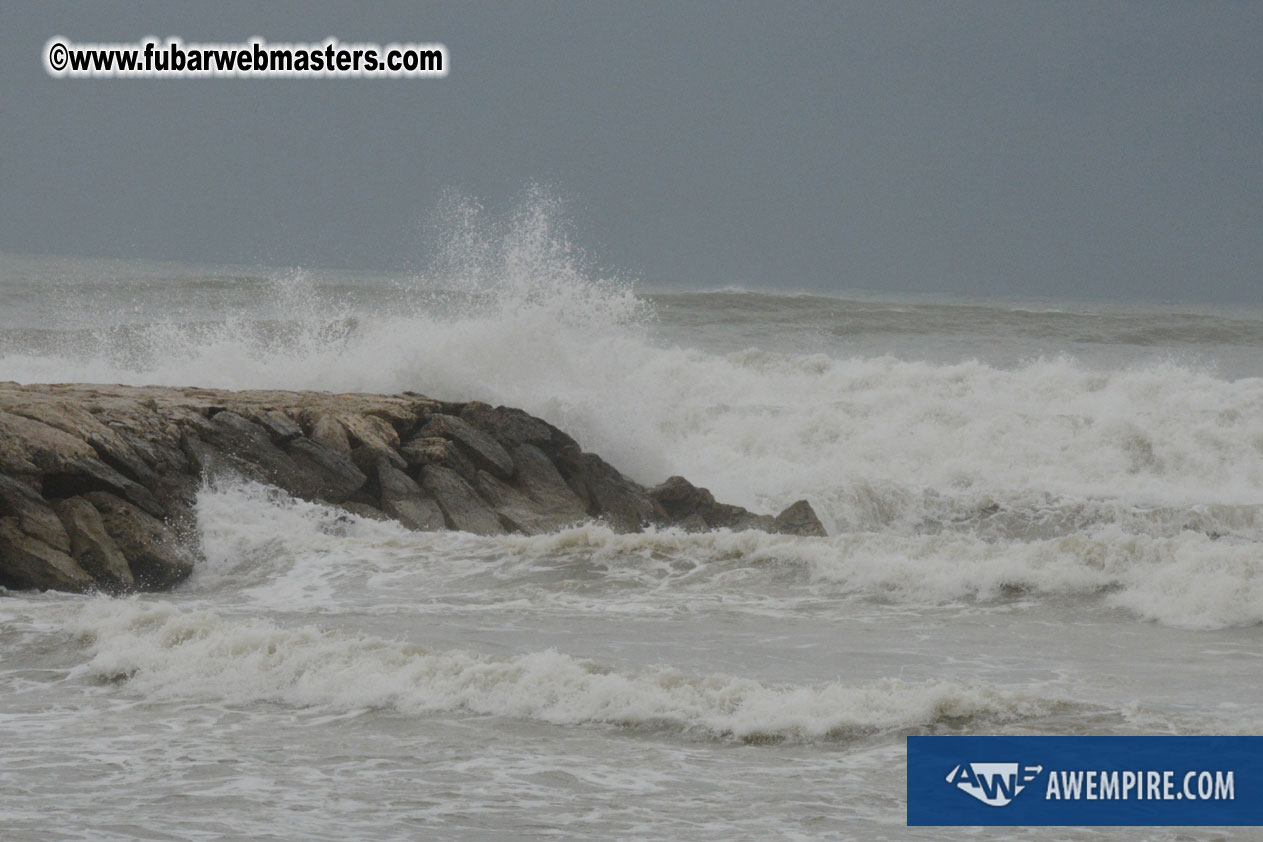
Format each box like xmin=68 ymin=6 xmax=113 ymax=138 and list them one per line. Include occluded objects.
xmin=2 ymin=1 xmax=1260 ymax=302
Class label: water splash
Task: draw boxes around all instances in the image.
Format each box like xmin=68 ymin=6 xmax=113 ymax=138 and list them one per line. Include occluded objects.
xmin=5 ymin=191 xmax=1263 ymax=529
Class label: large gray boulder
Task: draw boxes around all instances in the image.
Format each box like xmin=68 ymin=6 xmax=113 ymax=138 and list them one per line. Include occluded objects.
xmin=375 ymin=461 xmax=445 ymax=531
xmin=83 ymin=492 xmax=195 ymax=589
xmin=52 ymin=497 xmax=135 ymax=590
xmin=772 ymin=499 xmax=828 ymax=537
xmin=0 ymin=519 xmax=93 ymax=591
xmin=418 ymin=413 xmax=515 ymax=479
xmin=420 ymin=465 xmax=505 ymax=535
xmin=510 ymin=444 xmax=588 ymax=523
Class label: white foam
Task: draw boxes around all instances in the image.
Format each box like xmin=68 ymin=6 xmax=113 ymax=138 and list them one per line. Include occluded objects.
xmin=190 ymin=479 xmax=415 ymax=599
xmin=5 ymin=200 xmax=1263 ymax=528
xmin=188 ymin=481 xmax=1263 ymax=629
xmin=71 ymin=599 xmax=1063 ymax=742
xmin=8 ymin=196 xmax=1263 ymax=631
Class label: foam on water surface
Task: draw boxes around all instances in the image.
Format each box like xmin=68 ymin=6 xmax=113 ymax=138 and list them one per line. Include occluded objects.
xmin=2 ymin=196 xmax=1262 ymax=840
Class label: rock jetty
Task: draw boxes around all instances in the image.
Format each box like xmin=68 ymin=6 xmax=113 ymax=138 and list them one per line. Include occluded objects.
xmin=0 ymin=383 xmax=826 ymax=593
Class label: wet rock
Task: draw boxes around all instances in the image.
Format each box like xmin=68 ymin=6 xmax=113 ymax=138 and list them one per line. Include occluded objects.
xmin=41 ymin=457 xmax=165 ymax=519
xmin=571 ymin=453 xmax=661 ymax=532
xmin=719 ymin=508 xmax=775 ymax=532
xmin=0 ymin=383 xmax=817 ymax=593
xmin=419 ymin=465 xmax=505 ymax=535
xmin=459 ymin=402 xmax=575 ymax=453
xmin=400 ymin=436 xmax=478 ymax=482
xmin=195 ymin=410 xmax=291 ymax=477
xmin=475 ymin=470 xmax=580 ymax=534
xmin=0 ymin=474 xmax=71 ymax=553
xmin=309 ymin=414 xmax=352 ymax=455
xmin=510 ymin=444 xmax=588 ymax=523
xmin=83 ymin=492 xmax=195 ymax=589
xmin=375 ymin=461 xmax=445 ymax=531
xmin=52 ymin=497 xmax=134 ymax=590
xmin=0 ymin=409 xmax=99 ymax=477
xmin=650 ymin=475 xmax=811 ymax=534
xmin=117 ymin=429 xmax=189 ymax=477
xmin=259 ymin=410 xmax=303 ymax=444
xmin=771 ymin=500 xmax=827 ymax=537
xmin=339 ymin=413 xmax=400 ymax=453
xmin=181 ymin=434 xmax=268 ymax=486
xmin=349 ymin=443 xmax=406 ymax=475
xmin=0 ymin=519 xmax=93 ymax=591
xmin=4 ymin=401 xmax=149 ymax=484
xmin=283 ymin=438 xmax=367 ymax=502
xmin=647 ymin=475 xmax=763 ymax=530
xmin=418 ymin=414 xmax=515 ymax=480
xmin=186 ymin=410 xmax=366 ymax=502
xmin=651 ymin=476 xmax=717 ymax=523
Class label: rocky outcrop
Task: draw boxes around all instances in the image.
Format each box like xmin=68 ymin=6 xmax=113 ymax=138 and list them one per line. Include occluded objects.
xmin=0 ymin=383 xmax=826 ymax=594
xmin=648 ymin=475 xmax=827 ymax=537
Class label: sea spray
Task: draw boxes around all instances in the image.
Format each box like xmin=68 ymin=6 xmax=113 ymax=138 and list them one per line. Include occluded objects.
xmin=188 ymin=480 xmax=1263 ymax=629
xmin=4 ymin=199 xmax=1263 ymax=530
xmin=4 ymin=227 xmax=1263 ymax=841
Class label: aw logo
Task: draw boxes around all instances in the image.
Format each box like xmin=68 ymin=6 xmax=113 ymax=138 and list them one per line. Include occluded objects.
xmin=946 ymin=762 xmax=1044 ymax=807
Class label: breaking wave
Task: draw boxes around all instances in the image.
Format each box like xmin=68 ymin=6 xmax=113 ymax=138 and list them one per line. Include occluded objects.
xmin=4 ymin=191 xmax=1263 ymax=632
xmin=185 ymin=480 xmax=1263 ymax=630
xmin=71 ymin=599 xmax=1072 ymax=743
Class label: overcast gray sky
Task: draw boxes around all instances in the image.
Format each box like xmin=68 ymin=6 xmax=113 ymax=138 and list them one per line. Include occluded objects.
xmin=2 ymin=1 xmax=1260 ymax=302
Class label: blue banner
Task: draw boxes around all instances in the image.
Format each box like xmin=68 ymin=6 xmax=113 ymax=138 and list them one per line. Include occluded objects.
xmin=908 ymin=736 xmax=1262 ymax=826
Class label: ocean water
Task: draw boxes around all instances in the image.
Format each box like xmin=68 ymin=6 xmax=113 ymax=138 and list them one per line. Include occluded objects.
xmin=2 ymin=218 xmax=1262 ymax=839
